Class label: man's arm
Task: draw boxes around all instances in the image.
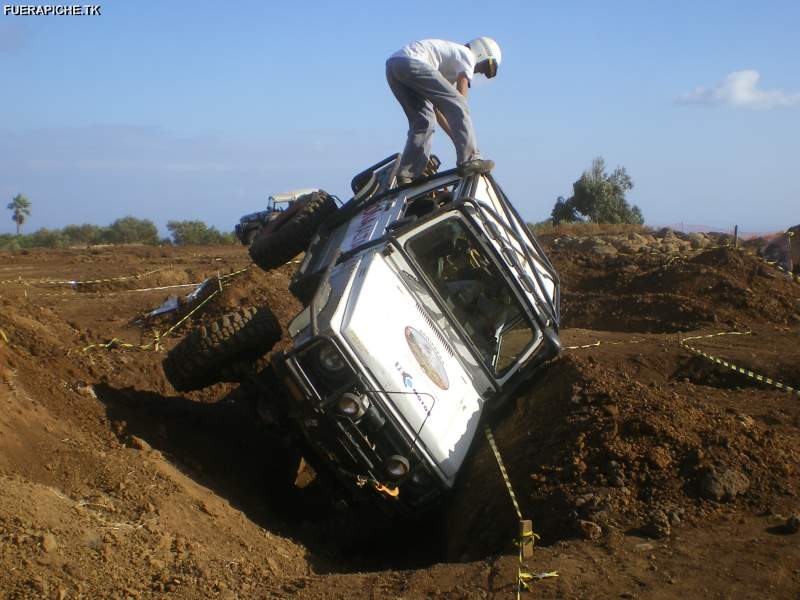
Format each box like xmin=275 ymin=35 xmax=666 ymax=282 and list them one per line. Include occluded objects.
xmin=435 ymin=108 xmax=453 ymax=139
xmin=456 ymin=72 xmax=470 ymax=97
xmin=436 ymin=72 xmax=471 ymax=140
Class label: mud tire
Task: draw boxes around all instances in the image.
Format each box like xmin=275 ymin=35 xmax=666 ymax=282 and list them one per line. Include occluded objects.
xmin=249 ymin=191 xmax=336 ymax=271
xmin=242 ymin=228 xmax=260 ymax=246
xmin=163 ymin=306 xmax=281 ymax=392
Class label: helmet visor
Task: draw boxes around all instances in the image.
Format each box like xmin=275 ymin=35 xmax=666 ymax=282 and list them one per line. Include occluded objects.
xmin=485 ymin=58 xmax=498 ymax=78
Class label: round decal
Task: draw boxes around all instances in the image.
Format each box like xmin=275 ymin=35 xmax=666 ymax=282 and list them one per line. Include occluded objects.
xmin=405 ymin=326 xmax=450 ymax=390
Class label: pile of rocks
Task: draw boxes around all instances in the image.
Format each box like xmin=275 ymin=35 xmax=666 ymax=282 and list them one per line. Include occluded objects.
xmin=550 ymin=228 xmax=731 ymax=257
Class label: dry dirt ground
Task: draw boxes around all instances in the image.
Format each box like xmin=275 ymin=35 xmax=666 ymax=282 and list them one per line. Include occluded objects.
xmin=0 ymin=239 xmax=798 ymax=599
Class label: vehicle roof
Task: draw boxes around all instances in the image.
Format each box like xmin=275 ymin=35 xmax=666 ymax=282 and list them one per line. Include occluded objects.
xmin=270 ymin=188 xmax=320 ymax=202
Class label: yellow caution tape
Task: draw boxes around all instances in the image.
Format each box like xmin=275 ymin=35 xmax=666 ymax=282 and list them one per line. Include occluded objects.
xmin=0 ymin=266 xmax=169 ymax=287
xmin=485 ymin=426 xmax=523 ymax=520
xmin=720 ymin=242 xmax=800 ymax=284
xmin=520 ymin=571 xmax=560 ymax=583
xmin=1 ymin=263 xmax=254 ymax=288
xmin=9 ymin=281 xmax=208 ymax=299
xmin=79 ymin=337 xmax=140 ymax=352
xmin=680 ymin=330 xmax=751 ymax=344
xmin=484 ymin=426 xmax=558 ymax=598
xmin=679 ymin=331 xmax=799 ymax=398
xmin=76 ymin=266 xmax=251 ymax=354
xmin=78 ymin=289 xmax=221 ymax=353
xmin=564 ymin=338 xmax=645 ymax=351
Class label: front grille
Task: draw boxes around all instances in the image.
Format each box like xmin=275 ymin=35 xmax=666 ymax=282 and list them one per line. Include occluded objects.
xmin=415 ymin=302 xmax=455 ymax=358
xmin=286 ymin=341 xmax=443 ymax=508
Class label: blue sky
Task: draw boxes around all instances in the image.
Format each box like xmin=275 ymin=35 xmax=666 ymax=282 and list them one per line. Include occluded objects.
xmin=1 ymin=0 xmax=798 ymax=235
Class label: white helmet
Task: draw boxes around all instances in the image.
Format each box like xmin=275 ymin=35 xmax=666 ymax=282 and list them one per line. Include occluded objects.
xmin=468 ymin=37 xmax=502 ymax=78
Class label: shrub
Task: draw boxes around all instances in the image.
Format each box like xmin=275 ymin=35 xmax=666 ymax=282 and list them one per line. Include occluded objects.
xmin=104 ymin=216 xmax=159 ymax=245
xmin=552 ymin=157 xmax=644 ymax=225
xmin=167 ymin=220 xmax=236 ymax=245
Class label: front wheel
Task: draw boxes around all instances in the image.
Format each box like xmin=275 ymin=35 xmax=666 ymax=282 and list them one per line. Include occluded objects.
xmin=163 ymin=306 xmax=281 ymax=392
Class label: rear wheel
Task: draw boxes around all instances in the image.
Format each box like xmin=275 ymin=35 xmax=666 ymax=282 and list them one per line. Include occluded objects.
xmin=163 ymin=306 xmax=281 ymax=392
xmin=249 ymin=191 xmax=336 ymax=271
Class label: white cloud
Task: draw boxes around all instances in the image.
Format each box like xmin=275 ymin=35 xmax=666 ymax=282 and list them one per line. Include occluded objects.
xmin=680 ymin=70 xmax=800 ymax=110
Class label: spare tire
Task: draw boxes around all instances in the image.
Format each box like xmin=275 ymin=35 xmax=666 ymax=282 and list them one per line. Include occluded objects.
xmin=249 ymin=191 xmax=336 ymax=271
xmin=163 ymin=306 xmax=281 ymax=392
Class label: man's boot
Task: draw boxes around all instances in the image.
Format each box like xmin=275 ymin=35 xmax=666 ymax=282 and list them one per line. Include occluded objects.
xmin=457 ymin=159 xmax=495 ymax=176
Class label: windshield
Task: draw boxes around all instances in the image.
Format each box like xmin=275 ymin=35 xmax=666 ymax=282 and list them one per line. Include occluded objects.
xmin=405 ymin=217 xmax=537 ymax=375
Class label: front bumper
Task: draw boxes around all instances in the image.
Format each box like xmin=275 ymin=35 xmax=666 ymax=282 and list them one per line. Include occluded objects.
xmin=271 ymin=341 xmax=443 ymax=512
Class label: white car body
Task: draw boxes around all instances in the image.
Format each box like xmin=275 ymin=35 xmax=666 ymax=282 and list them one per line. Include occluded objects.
xmin=272 ymin=156 xmax=560 ymax=512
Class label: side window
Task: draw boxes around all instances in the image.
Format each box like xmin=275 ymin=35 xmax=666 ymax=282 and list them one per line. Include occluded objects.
xmin=405 ymin=217 xmax=537 ymax=376
xmin=403 ymin=182 xmax=458 ymax=220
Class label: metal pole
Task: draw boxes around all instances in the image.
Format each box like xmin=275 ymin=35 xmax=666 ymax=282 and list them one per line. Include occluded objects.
xmin=734 ymin=225 xmax=739 ymax=248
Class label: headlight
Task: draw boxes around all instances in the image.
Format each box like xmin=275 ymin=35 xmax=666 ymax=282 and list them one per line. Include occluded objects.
xmin=384 ymin=455 xmax=410 ymax=480
xmin=296 ymin=340 xmax=354 ymax=398
xmin=317 ymin=343 xmax=346 ymax=374
xmin=337 ymin=392 xmax=367 ymax=419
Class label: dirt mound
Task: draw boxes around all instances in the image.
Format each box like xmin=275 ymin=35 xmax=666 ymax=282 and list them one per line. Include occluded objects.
xmin=142 ymin=262 xmax=302 ymax=357
xmin=551 ymin=245 xmax=800 ymax=332
xmin=201 ymin=262 xmax=302 ymax=327
xmin=0 ymin=248 xmax=314 ymax=598
xmin=447 ymin=339 xmax=800 ymax=560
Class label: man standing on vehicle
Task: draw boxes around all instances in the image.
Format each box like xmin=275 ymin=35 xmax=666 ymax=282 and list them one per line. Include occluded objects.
xmin=386 ymin=37 xmax=502 ymax=185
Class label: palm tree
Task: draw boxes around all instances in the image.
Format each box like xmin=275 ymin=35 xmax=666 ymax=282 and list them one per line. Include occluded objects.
xmin=7 ymin=194 xmax=31 ymax=236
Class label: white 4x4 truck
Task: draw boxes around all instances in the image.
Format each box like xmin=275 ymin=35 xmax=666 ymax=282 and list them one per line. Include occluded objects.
xmin=234 ymin=188 xmax=319 ymax=246
xmin=163 ymin=154 xmax=561 ymax=514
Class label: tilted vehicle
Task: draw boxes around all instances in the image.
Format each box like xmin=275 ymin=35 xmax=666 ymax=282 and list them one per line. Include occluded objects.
xmin=234 ymin=188 xmax=319 ymax=245
xmin=164 ymin=154 xmax=561 ymax=514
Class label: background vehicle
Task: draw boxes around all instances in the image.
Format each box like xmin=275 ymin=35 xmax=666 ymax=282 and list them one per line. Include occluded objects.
xmin=234 ymin=188 xmax=319 ymax=245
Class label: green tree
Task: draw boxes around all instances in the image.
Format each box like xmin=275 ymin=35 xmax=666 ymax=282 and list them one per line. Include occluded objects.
xmin=551 ymin=157 xmax=644 ymax=225
xmin=0 ymin=233 xmax=19 ymax=251
xmin=62 ymin=223 xmax=106 ymax=246
xmin=104 ymin=216 xmax=159 ymax=244
xmin=167 ymin=220 xmax=236 ymax=245
xmin=26 ymin=228 xmax=67 ymax=248
xmin=7 ymin=194 xmax=32 ymax=236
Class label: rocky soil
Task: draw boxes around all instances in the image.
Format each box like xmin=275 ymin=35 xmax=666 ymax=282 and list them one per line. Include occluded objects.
xmin=0 ymin=229 xmax=799 ymax=599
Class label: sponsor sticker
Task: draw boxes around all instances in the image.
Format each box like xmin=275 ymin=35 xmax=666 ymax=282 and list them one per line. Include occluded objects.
xmin=405 ymin=326 xmax=449 ymax=390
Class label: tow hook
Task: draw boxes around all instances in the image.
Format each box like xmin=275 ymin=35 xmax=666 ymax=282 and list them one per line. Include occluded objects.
xmin=355 ymin=474 xmax=399 ymax=498
xmin=374 ymin=482 xmax=399 ymax=498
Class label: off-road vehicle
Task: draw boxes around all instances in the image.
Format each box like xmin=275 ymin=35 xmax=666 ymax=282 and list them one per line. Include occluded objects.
xmin=164 ymin=154 xmax=561 ymax=514
xmin=234 ymin=188 xmax=319 ymax=245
